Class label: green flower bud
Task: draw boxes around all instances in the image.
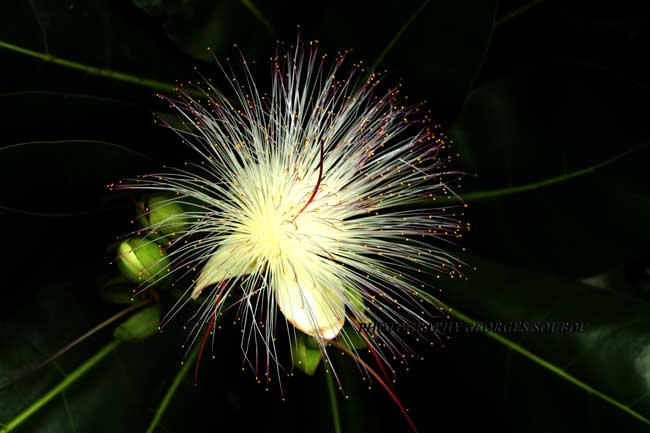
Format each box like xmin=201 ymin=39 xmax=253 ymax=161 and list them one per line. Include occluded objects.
xmin=137 ymin=194 xmax=189 ymax=238
xmin=116 ymin=238 xmax=170 ymax=284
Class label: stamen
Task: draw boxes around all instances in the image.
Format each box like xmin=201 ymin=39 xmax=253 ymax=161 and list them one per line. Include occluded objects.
xmin=334 ymin=342 xmax=419 ymax=433
xmin=194 ymin=307 xmax=217 ymax=384
xmin=291 ymin=140 xmax=324 ymax=225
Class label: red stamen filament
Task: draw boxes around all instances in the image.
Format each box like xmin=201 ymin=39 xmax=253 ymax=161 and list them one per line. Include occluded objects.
xmin=351 ymin=317 xmax=397 ymax=393
xmin=194 ymin=309 xmax=217 ymax=384
xmin=291 ymin=141 xmax=324 ymax=225
xmin=334 ymin=342 xmax=419 ymax=433
xmin=194 ymin=283 xmax=226 ymax=383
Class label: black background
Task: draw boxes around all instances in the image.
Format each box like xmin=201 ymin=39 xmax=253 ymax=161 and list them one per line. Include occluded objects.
xmin=1 ymin=1 xmax=650 ymax=432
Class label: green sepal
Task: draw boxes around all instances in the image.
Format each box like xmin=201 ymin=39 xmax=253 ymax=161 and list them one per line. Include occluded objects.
xmin=292 ymin=332 xmax=323 ymax=376
xmin=99 ymin=276 xmax=138 ymax=304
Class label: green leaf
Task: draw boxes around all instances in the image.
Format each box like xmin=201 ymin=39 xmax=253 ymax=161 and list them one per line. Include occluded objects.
xmin=0 ymin=340 xmax=121 ymax=433
xmin=292 ymin=333 xmax=322 ymax=376
xmin=131 ymin=0 xmax=195 ymax=17
xmin=0 ymin=1 xmax=197 ymax=96
xmin=451 ymin=65 xmax=650 ymax=277
xmin=0 ymin=40 xmax=181 ymax=95
xmin=0 ymin=91 xmax=171 ymax=167
xmin=0 ymin=285 xmax=112 ymax=429
xmin=0 ymin=283 xmax=183 ymax=433
xmin=416 ymin=141 xmax=645 ymax=206
xmin=438 ymin=256 xmax=650 ymax=429
xmin=0 ymin=140 xmax=148 ymax=215
xmin=130 ymin=0 xmax=274 ymax=62
xmin=318 ymin=0 xmax=496 ymax=120
xmin=114 ymin=305 xmax=162 ymax=341
xmin=495 ymin=0 xmax=546 ymax=27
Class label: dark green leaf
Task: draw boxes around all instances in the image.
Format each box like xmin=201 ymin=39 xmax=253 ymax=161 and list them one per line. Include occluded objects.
xmin=318 ymin=0 xmax=496 ymax=121
xmin=0 ymin=0 xmax=196 ymax=97
xmin=439 ymin=256 xmax=650 ymax=430
xmin=0 ymin=140 xmax=148 ymax=215
xmin=452 ymin=65 xmax=650 ymax=277
xmin=130 ymin=0 xmax=274 ymax=62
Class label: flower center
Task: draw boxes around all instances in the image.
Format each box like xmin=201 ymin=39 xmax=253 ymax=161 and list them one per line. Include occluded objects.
xmin=248 ymin=207 xmax=291 ymax=259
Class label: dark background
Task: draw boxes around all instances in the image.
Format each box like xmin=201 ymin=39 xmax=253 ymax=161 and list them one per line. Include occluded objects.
xmin=1 ymin=0 xmax=650 ymax=432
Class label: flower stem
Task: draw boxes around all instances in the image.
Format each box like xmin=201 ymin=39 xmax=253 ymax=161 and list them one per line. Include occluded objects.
xmin=418 ymin=141 xmax=647 ymax=206
xmin=144 ymin=344 xmax=200 ymax=433
xmin=370 ymin=0 xmax=430 ymax=73
xmin=0 ymin=339 xmax=121 ymax=433
xmin=239 ymin=0 xmax=273 ymax=35
xmin=325 ymin=369 xmax=342 ymax=433
xmin=0 ymin=40 xmax=201 ymax=97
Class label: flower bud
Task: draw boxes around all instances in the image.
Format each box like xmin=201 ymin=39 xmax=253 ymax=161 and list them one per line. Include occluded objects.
xmin=137 ymin=195 xmax=189 ymax=238
xmin=116 ymin=238 xmax=170 ymax=284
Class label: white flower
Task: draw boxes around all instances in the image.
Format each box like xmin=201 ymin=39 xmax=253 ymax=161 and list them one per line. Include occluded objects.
xmin=121 ymin=40 xmax=465 ymax=377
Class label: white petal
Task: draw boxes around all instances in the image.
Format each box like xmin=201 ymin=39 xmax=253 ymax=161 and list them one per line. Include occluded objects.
xmin=275 ymin=267 xmax=345 ymax=340
xmin=192 ymin=241 xmax=251 ymax=299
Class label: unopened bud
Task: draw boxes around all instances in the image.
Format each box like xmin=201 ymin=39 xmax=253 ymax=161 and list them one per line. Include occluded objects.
xmin=137 ymin=195 xmax=189 ymax=238
xmin=116 ymin=238 xmax=170 ymax=284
